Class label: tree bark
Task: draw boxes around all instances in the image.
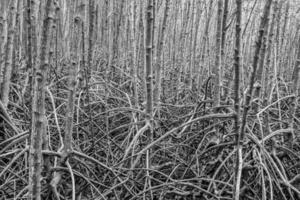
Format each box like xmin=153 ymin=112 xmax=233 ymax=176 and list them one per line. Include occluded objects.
xmin=0 ymin=0 xmax=18 ymax=108
xmin=233 ymin=0 xmax=242 ymax=199
xmin=145 ymin=0 xmax=154 ymax=120
xmin=213 ymin=0 xmax=223 ymax=106
xmin=154 ymin=0 xmax=170 ymax=108
xmin=29 ymin=0 xmax=54 ymax=199
xmin=237 ymin=2 xmax=273 ymax=199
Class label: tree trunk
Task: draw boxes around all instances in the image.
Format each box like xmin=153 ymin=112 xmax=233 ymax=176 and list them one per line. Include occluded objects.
xmin=145 ymin=0 xmax=154 ymax=120
xmin=29 ymin=0 xmax=54 ymax=199
xmin=233 ymin=0 xmax=242 ymax=199
xmin=144 ymin=0 xmax=154 ymax=198
xmin=221 ymin=0 xmax=229 ymax=97
xmin=213 ymin=0 xmax=223 ymax=107
xmin=154 ymin=0 xmax=170 ymax=108
xmin=0 ymin=0 xmax=18 ymax=108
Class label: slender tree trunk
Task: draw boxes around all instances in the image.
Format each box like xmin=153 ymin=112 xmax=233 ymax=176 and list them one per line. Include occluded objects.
xmin=31 ymin=0 xmax=38 ymax=64
xmin=138 ymin=1 xmax=146 ymax=103
xmin=131 ymin=0 xmax=139 ymax=108
xmin=261 ymin=1 xmax=278 ymax=143
xmin=26 ymin=0 xmax=33 ymax=135
xmin=278 ymin=1 xmax=289 ymax=75
xmin=213 ymin=0 xmax=223 ymax=106
xmin=292 ymin=37 xmax=300 ymax=95
xmin=236 ymin=2 xmax=273 ymax=199
xmin=0 ymin=1 xmax=8 ymax=67
xmin=233 ymin=0 xmax=242 ymax=199
xmin=64 ymin=2 xmax=80 ymax=160
xmin=29 ymin=0 xmax=54 ymax=199
xmin=171 ymin=0 xmax=179 ymax=97
xmin=240 ymin=0 xmax=272 ymax=138
xmin=154 ymin=0 xmax=170 ymax=108
xmin=186 ymin=0 xmax=195 ymax=90
xmin=145 ymin=0 xmax=154 ymax=120
xmin=0 ymin=3 xmax=5 ymax=53
xmin=87 ymin=0 xmax=94 ymax=150
xmin=198 ymin=0 xmax=213 ymax=90
xmin=27 ymin=0 xmax=38 ymax=107
xmin=192 ymin=1 xmax=202 ymax=88
xmin=179 ymin=1 xmax=191 ymax=87
xmin=144 ymin=0 xmax=154 ymax=198
xmin=290 ymin=31 xmax=300 ymax=138
xmin=221 ymin=0 xmax=229 ymax=97
xmin=263 ymin=1 xmax=278 ymax=101
xmin=0 ymin=0 xmax=18 ymax=108
xmin=87 ymin=0 xmax=94 ymax=81
xmin=255 ymin=2 xmax=272 ymax=99
xmin=11 ymin=0 xmax=21 ymax=83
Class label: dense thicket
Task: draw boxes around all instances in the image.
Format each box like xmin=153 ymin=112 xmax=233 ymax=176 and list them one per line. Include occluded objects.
xmin=0 ymin=0 xmax=299 ymax=199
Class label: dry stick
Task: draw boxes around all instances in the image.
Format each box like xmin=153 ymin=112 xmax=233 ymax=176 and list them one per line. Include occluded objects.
xmin=123 ymin=121 xmax=150 ymax=159
xmin=45 ymin=149 xmax=130 ymax=198
xmin=46 ymin=87 xmax=63 ymax=146
xmin=0 ymin=148 xmax=22 ymax=158
xmin=261 ymin=128 xmax=293 ymax=143
xmin=128 ymin=181 xmax=218 ymax=200
xmin=0 ymin=100 xmax=20 ymax=135
xmin=0 ymin=134 xmax=29 ymax=154
xmin=73 ymin=150 xmax=134 ymax=196
xmin=245 ymin=128 xmax=297 ymax=198
xmin=66 ymin=161 xmax=75 ymax=200
xmin=15 ymin=185 xmax=29 ymax=199
xmin=131 ymin=113 xmax=235 ymax=169
xmin=263 ymin=148 xmax=300 ymax=196
xmin=235 ymin=0 xmax=272 ymax=200
xmin=0 ymin=147 xmax=28 ymax=178
xmin=257 ymin=147 xmax=267 ymax=200
xmin=208 ymin=148 xmax=236 ymax=192
xmin=51 ymin=165 xmax=107 ymax=199
xmin=257 ymin=94 xmax=294 ymax=115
